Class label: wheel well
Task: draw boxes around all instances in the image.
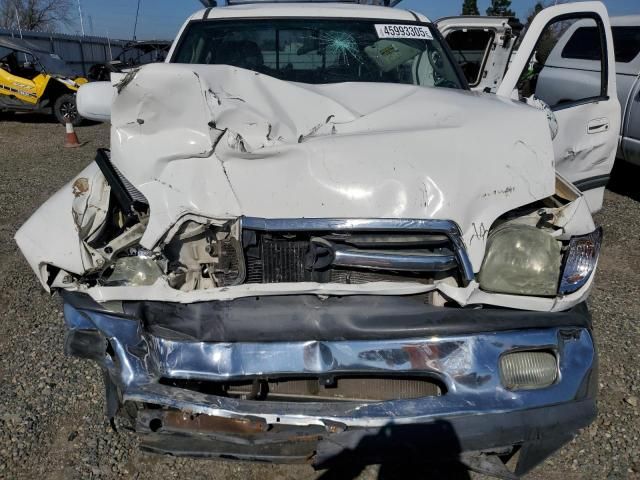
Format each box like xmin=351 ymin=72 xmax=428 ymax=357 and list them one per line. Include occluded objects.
xmin=41 ymin=79 xmax=72 ymax=107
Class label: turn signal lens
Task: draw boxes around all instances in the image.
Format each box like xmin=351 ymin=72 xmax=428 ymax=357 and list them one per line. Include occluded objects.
xmin=559 ymin=228 xmax=602 ymax=295
xmin=500 ymin=351 xmax=557 ymax=390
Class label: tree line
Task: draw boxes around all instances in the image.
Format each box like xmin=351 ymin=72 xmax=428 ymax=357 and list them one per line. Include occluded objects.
xmin=0 ymin=0 xmax=72 ymax=31
xmin=463 ymin=0 xmax=557 ymax=24
xmin=463 ymin=0 xmax=514 ymax=16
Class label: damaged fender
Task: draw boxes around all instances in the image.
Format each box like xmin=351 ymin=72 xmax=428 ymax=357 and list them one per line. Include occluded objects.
xmin=15 ymin=162 xmax=109 ymax=290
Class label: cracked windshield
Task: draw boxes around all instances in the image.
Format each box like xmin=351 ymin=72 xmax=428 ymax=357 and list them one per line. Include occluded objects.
xmin=173 ymin=19 xmax=463 ymax=88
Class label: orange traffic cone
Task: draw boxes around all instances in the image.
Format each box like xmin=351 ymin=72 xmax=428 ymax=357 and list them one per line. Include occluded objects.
xmin=64 ymin=117 xmax=81 ymax=148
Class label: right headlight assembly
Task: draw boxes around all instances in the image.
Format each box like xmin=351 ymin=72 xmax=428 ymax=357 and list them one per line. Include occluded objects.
xmin=479 ymin=224 xmax=602 ymax=297
xmin=479 ymin=224 xmax=562 ymax=296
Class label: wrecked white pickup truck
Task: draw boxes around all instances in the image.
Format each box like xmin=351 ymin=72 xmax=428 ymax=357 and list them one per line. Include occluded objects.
xmin=16 ymin=0 xmax=620 ymax=477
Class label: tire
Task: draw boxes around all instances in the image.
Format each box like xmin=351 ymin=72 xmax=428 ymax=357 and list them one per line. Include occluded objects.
xmin=53 ymin=93 xmax=83 ymax=126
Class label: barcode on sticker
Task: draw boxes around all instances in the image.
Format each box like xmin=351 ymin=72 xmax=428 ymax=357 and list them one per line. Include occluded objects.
xmin=375 ymin=24 xmax=433 ymax=40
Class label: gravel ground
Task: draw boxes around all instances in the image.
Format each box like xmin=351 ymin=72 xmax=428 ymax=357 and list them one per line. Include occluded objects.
xmin=0 ymin=115 xmax=638 ymax=480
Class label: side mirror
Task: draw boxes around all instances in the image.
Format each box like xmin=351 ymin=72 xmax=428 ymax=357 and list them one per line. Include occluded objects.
xmin=77 ymin=81 xmax=116 ymax=122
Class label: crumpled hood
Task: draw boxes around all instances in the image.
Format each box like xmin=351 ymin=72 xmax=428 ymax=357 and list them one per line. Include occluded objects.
xmin=111 ymin=63 xmax=555 ymax=269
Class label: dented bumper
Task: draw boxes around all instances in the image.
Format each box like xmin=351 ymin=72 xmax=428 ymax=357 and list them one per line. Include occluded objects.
xmin=63 ymin=291 xmax=597 ymax=475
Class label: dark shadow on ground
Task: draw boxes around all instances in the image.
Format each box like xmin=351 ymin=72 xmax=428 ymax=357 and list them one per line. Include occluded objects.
xmin=313 ymin=421 xmax=513 ymax=480
xmin=0 ymin=111 xmax=58 ymax=124
xmin=316 ymin=460 xmax=472 ymax=479
xmin=0 ymin=111 xmax=101 ymax=127
xmin=608 ymin=160 xmax=640 ymax=202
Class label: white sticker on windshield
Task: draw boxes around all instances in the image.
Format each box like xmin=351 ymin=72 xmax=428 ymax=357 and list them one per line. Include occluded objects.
xmin=375 ymin=24 xmax=433 ymax=40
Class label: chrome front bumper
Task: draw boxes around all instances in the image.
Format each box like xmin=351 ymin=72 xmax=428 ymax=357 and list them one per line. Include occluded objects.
xmin=62 ymin=294 xmax=597 ymax=475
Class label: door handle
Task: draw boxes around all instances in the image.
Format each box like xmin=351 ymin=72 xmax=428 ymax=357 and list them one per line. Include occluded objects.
xmin=587 ymin=118 xmax=609 ymax=134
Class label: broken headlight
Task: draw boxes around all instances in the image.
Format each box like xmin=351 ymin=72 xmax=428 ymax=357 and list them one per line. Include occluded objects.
xmin=479 ymin=224 xmax=561 ymax=296
xmin=559 ymin=228 xmax=602 ymax=295
xmin=104 ymin=254 xmax=163 ymax=286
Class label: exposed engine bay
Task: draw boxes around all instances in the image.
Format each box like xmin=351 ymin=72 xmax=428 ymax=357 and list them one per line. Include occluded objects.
xmin=44 ymin=143 xmax=599 ymax=319
xmin=79 ymin=150 xmax=467 ymax=293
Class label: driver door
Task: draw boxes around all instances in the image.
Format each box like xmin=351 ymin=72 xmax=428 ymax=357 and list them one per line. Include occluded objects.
xmin=440 ymin=3 xmax=620 ymax=213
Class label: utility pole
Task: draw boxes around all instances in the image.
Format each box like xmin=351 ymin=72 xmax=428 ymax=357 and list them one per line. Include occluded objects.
xmin=77 ymin=0 xmax=85 ymax=36
xmin=106 ymin=30 xmax=113 ymax=60
xmin=133 ymin=0 xmax=141 ymax=41
xmin=14 ymin=7 xmax=23 ymax=38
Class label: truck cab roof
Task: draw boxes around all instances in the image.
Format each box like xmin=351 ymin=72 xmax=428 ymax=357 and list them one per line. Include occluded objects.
xmin=610 ymin=15 xmax=640 ymax=26
xmin=188 ymin=2 xmax=430 ymax=23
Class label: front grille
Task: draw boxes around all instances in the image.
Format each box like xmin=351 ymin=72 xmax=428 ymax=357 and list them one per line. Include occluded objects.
xmin=246 ymin=237 xmax=308 ymax=283
xmin=329 ymin=269 xmax=430 ymax=284
xmin=243 ymin=229 xmax=459 ymax=285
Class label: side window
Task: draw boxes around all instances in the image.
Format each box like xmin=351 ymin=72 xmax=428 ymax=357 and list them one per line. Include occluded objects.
xmin=0 ymin=47 xmax=15 ymax=73
xmin=16 ymin=52 xmax=39 ymax=78
xmin=611 ymin=27 xmax=640 ymax=63
xmin=561 ymin=26 xmax=601 ymax=60
xmin=445 ymin=29 xmax=494 ymax=86
xmin=516 ymin=17 xmax=604 ymax=109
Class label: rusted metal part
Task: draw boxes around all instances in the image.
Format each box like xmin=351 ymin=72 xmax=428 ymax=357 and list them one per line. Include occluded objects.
xmin=322 ymin=420 xmax=347 ymax=434
xmin=137 ymin=408 xmax=339 ymax=442
xmin=149 ymin=410 xmax=268 ymax=435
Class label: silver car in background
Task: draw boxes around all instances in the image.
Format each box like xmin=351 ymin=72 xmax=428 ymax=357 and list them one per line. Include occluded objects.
xmin=536 ymin=15 xmax=640 ymax=166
